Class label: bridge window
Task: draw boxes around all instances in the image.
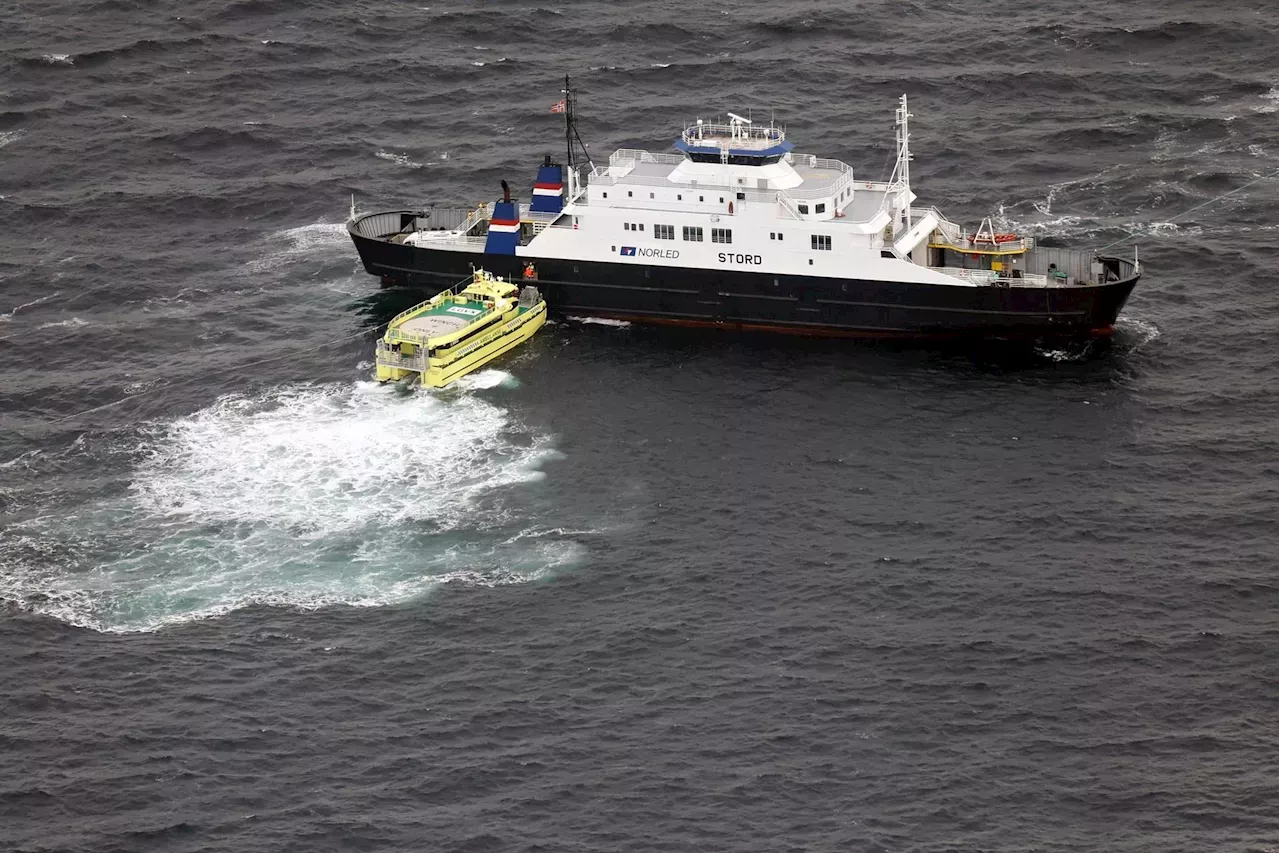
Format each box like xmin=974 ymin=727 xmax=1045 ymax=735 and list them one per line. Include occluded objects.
xmin=811 ymin=235 xmax=832 ymax=251
xmin=711 ymin=228 xmax=732 ymax=244
xmin=815 ymin=203 xmax=826 ymax=214
xmin=682 ymin=226 xmax=703 ymax=242
xmin=798 ymin=204 xmax=809 ymax=214
xmin=655 ymin=224 xmax=675 ymax=240
xmin=736 ymin=192 xmax=746 ymax=200
xmin=881 ymin=250 xmax=896 ymax=258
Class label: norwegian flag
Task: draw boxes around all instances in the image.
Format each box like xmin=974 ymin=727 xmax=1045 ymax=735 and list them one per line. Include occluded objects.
xmin=551 ymin=99 xmax=567 ymax=113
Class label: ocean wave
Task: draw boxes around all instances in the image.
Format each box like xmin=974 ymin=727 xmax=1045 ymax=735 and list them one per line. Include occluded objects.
xmin=375 ymin=149 xmax=424 ymax=169
xmin=1254 ymin=85 xmax=1278 ymax=114
xmin=38 ymin=317 xmax=88 ymax=329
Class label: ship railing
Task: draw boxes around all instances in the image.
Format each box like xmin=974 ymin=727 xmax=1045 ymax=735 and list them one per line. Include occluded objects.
xmin=912 ymin=207 xmax=964 ymax=243
xmin=933 ymin=234 xmax=1037 ymax=252
xmin=456 ymin=203 xmax=493 ymax=233
xmin=609 ymin=149 xmax=684 ymax=168
xmin=931 ymin=266 xmax=1052 ymax=287
xmin=410 ymin=233 xmax=489 ymax=250
xmin=375 ymin=341 xmax=431 ymax=370
xmin=775 ymin=192 xmax=803 ymax=220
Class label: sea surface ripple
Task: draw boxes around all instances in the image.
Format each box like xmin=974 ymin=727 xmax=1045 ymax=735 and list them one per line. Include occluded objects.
xmin=0 ymin=0 xmax=1276 ymax=850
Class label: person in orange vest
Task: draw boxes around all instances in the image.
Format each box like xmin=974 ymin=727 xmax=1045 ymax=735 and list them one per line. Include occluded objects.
xmin=523 ymin=262 xmax=536 ymax=280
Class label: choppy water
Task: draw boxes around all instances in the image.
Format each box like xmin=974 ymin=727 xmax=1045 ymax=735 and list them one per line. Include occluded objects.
xmin=1 ymin=1 xmax=1276 ymax=850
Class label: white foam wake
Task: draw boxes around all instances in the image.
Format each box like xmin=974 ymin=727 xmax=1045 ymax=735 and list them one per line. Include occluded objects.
xmin=375 ymin=150 xmax=424 ymax=169
xmin=1114 ymin=314 xmax=1161 ymax=353
xmin=0 ymin=382 xmax=577 ymax=632
xmin=568 ymin=315 xmax=632 ymax=328
xmin=244 ymin=222 xmax=350 ymax=274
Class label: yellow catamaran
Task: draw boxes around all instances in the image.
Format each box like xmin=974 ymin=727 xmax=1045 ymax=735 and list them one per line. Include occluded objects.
xmin=374 ymin=269 xmax=546 ymax=388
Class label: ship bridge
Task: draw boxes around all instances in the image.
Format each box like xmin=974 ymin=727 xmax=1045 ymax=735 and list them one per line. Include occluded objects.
xmin=673 ymin=113 xmax=794 ymax=165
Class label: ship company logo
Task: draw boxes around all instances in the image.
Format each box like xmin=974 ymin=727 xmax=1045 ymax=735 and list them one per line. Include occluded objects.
xmin=620 ymin=246 xmax=680 ymax=259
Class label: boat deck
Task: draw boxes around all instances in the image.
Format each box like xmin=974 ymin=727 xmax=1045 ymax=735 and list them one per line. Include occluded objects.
xmin=390 ymin=296 xmax=491 ymax=340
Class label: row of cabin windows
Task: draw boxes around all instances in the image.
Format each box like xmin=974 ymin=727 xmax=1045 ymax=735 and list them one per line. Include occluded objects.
xmin=624 ymin=224 xmax=834 ymax=250
xmin=621 ymin=224 xmax=721 ymax=243
xmin=601 ymin=191 xmax=729 ymax=203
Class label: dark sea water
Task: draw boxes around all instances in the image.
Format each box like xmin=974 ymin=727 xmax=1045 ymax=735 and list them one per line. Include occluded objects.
xmin=1 ymin=1 xmax=1277 ymax=850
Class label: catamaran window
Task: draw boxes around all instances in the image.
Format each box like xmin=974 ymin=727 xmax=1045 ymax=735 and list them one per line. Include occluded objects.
xmin=798 ymin=204 xmax=809 ymax=214
xmin=881 ymin=250 xmax=895 ymax=258
xmin=677 ymin=194 xmax=682 ymax=200
xmin=628 ymin=191 xmax=633 ymax=197
xmin=603 ymin=192 xmax=608 ymax=198
xmin=682 ymin=226 xmax=703 ymax=242
xmin=639 ymin=223 xmax=644 ymax=231
xmin=712 ymin=228 xmax=732 ymax=244
xmin=649 ymin=192 xmax=655 ymax=199
xmin=719 ymin=197 xmax=724 ymax=203
xmin=699 ymin=196 xmax=704 ymax=202
xmin=655 ymin=224 xmax=675 ymax=240
xmin=736 ymin=192 xmax=746 ymax=200
xmin=816 ymin=203 xmax=826 ymax=214
xmin=811 ymin=235 xmax=832 ymax=251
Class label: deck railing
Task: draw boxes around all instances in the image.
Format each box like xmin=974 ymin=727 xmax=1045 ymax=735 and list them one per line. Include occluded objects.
xmin=931 ymin=267 xmax=1051 ymax=287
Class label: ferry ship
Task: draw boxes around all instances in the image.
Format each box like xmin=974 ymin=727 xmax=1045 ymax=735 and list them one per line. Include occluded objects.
xmin=347 ymin=78 xmax=1140 ymax=339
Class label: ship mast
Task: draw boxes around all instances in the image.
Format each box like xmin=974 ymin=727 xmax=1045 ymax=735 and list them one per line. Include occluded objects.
xmin=892 ymin=94 xmax=913 ymax=232
xmin=561 ymin=75 xmax=595 ymax=201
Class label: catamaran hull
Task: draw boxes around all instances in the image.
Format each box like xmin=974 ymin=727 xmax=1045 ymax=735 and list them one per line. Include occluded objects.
xmin=349 ymin=223 xmax=1139 ymax=339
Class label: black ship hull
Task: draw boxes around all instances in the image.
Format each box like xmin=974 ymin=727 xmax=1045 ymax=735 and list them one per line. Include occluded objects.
xmin=349 ymin=216 xmax=1139 ymax=339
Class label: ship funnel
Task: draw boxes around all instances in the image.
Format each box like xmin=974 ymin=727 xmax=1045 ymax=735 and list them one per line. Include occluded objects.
xmin=529 ymin=157 xmax=564 ymax=215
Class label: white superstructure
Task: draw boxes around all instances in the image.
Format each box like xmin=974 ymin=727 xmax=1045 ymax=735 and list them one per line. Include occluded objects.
xmin=399 ymin=97 xmax=1059 ymax=289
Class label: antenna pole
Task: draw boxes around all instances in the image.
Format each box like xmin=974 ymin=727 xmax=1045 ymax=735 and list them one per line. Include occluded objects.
xmin=564 ymin=74 xmax=574 ymax=170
